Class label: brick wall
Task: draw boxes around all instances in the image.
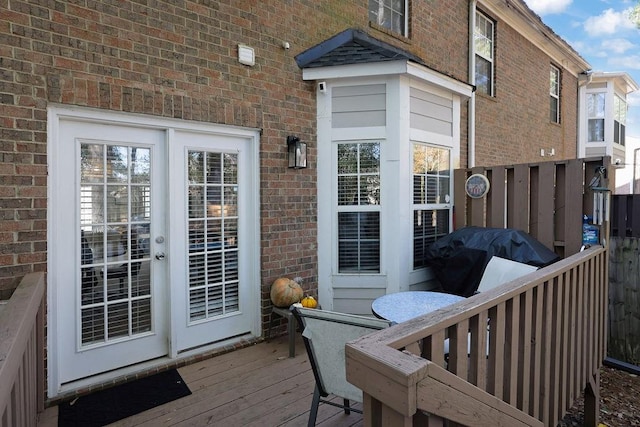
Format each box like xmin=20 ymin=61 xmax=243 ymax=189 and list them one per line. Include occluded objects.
xmin=474 ymin=8 xmax=579 ymax=167
xmin=0 ymin=0 xmax=341 ymax=299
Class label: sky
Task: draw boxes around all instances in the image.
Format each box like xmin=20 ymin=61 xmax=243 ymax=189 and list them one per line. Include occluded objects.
xmin=523 ymin=0 xmax=640 ymax=138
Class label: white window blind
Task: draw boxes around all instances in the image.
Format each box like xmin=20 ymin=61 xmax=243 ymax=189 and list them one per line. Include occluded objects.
xmin=337 ymin=142 xmax=381 ymax=273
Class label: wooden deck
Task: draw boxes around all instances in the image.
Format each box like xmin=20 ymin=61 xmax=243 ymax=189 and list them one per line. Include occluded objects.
xmin=37 ymin=334 xmax=363 ymax=427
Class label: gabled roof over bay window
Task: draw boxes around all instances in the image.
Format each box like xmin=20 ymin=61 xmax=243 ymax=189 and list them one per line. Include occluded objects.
xmin=295 ymin=28 xmax=474 ymax=99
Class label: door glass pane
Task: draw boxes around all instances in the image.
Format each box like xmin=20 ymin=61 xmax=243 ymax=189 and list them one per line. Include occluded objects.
xmin=187 ymin=150 xmax=240 ymax=322
xmin=79 ymin=143 xmax=152 ymax=346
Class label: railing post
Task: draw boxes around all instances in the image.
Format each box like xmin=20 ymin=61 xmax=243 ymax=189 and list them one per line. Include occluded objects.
xmin=583 ymin=370 xmax=600 ymax=427
xmin=0 ymin=272 xmax=46 ymax=427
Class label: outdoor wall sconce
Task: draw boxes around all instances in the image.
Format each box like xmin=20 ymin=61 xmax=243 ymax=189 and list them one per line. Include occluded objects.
xmin=287 ymin=136 xmax=307 ymax=169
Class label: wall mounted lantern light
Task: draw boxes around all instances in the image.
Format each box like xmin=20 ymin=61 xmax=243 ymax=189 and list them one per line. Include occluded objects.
xmin=287 ymin=136 xmax=307 ymax=169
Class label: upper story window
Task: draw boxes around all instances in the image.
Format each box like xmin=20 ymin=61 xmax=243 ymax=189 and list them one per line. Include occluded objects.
xmin=614 ymin=94 xmax=627 ymax=146
xmin=475 ymin=11 xmax=494 ymax=96
xmin=588 ymin=92 xmax=605 ymax=142
xmin=337 ymin=142 xmax=381 ymax=273
xmin=550 ymin=65 xmax=560 ymax=123
xmin=369 ymin=0 xmax=408 ymax=36
xmin=412 ymin=143 xmax=451 ymax=270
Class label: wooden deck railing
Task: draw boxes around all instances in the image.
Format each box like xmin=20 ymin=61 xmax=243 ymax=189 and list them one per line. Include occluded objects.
xmin=0 ymin=273 xmax=45 ymax=427
xmin=346 ymin=246 xmax=607 ymax=427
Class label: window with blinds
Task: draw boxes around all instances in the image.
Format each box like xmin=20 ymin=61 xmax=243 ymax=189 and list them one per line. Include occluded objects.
xmin=588 ymin=92 xmax=605 ymax=142
xmin=475 ymin=11 xmax=495 ymax=96
xmin=550 ymin=65 xmax=560 ymax=124
xmin=337 ymin=142 xmax=381 ymax=273
xmin=412 ymin=144 xmax=451 ymax=269
xmin=614 ymin=94 xmax=627 ymax=146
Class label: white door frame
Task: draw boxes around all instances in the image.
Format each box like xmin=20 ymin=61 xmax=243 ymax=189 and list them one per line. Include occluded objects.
xmin=47 ymin=105 xmax=261 ymax=396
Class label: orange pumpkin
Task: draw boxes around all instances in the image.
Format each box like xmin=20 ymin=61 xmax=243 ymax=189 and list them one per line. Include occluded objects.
xmin=301 ymin=295 xmax=318 ymax=309
xmin=270 ymin=277 xmax=304 ymax=307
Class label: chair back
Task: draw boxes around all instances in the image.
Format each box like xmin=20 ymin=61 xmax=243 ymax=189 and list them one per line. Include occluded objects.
xmin=476 ymin=256 xmax=538 ymax=293
xmin=291 ymin=307 xmax=391 ymax=403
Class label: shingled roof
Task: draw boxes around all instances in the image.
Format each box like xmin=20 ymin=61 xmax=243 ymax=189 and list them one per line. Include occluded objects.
xmin=295 ymin=28 xmax=424 ymax=69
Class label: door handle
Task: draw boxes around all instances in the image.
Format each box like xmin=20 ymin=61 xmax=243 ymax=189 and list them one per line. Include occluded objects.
xmin=155 ymin=252 xmax=166 ymax=260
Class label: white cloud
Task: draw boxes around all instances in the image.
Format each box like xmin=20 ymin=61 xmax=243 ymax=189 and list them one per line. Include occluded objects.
xmin=583 ymin=8 xmax=636 ymax=36
xmin=601 ymin=38 xmax=636 ymax=54
xmin=609 ymin=54 xmax=640 ymax=70
xmin=525 ymin=0 xmax=573 ymax=16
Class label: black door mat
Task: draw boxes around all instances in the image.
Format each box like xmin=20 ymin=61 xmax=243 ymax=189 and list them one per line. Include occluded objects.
xmin=58 ymin=369 xmax=191 ymax=426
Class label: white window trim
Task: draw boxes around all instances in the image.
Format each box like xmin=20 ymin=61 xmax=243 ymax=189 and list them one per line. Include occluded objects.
xmin=550 ymin=65 xmax=560 ymax=123
xmin=614 ymin=94 xmax=627 ymax=146
xmin=587 ymin=91 xmax=606 ymax=143
xmin=369 ymin=0 xmax=409 ymax=37
xmin=334 ymin=139 xmax=383 ymax=275
xmin=475 ymin=10 xmax=495 ymax=97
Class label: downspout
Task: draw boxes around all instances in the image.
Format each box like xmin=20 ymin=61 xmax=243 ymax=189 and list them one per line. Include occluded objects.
xmin=634 ymin=147 xmax=640 ymax=194
xmin=577 ymin=71 xmax=593 ymax=159
xmin=468 ymin=0 xmax=477 ymax=168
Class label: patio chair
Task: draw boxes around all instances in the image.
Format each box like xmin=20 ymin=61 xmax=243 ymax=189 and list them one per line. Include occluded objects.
xmin=444 ymin=256 xmax=538 ymax=355
xmin=475 ymin=255 xmax=538 ymax=293
xmin=291 ymin=306 xmax=392 ymax=427
xmin=101 ymin=229 xmax=142 ymax=292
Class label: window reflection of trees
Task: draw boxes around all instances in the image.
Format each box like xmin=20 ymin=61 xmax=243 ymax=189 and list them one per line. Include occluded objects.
xmin=412 ymin=144 xmax=451 ymax=269
xmin=337 ymin=142 xmax=381 ymax=273
xmin=337 ymin=142 xmax=380 ymax=206
xmin=80 ymin=144 xmax=151 ymax=227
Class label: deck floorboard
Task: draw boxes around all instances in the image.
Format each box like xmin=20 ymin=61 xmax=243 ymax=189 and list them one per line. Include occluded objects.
xmin=38 ymin=335 xmax=364 ymax=427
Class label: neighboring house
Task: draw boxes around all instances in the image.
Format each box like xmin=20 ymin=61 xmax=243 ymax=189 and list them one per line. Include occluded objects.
xmin=577 ymin=71 xmax=639 ymax=173
xmin=0 ymin=0 xmax=602 ymax=400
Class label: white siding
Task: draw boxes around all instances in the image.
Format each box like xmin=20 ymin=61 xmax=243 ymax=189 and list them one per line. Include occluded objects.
xmin=332 ymin=287 xmax=387 ymax=315
xmin=332 ymin=84 xmax=386 ymax=128
xmin=586 ymin=146 xmax=606 ymax=157
xmin=410 ymin=87 xmax=453 ymax=136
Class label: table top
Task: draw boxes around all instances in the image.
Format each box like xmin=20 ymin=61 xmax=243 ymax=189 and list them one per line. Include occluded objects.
xmin=371 ymin=291 xmax=465 ymax=324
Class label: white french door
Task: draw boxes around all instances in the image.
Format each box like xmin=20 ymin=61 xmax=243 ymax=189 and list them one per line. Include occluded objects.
xmin=169 ymin=130 xmax=257 ymax=353
xmin=49 ymin=109 xmax=259 ymax=394
xmin=53 ymin=119 xmax=168 ymax=385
